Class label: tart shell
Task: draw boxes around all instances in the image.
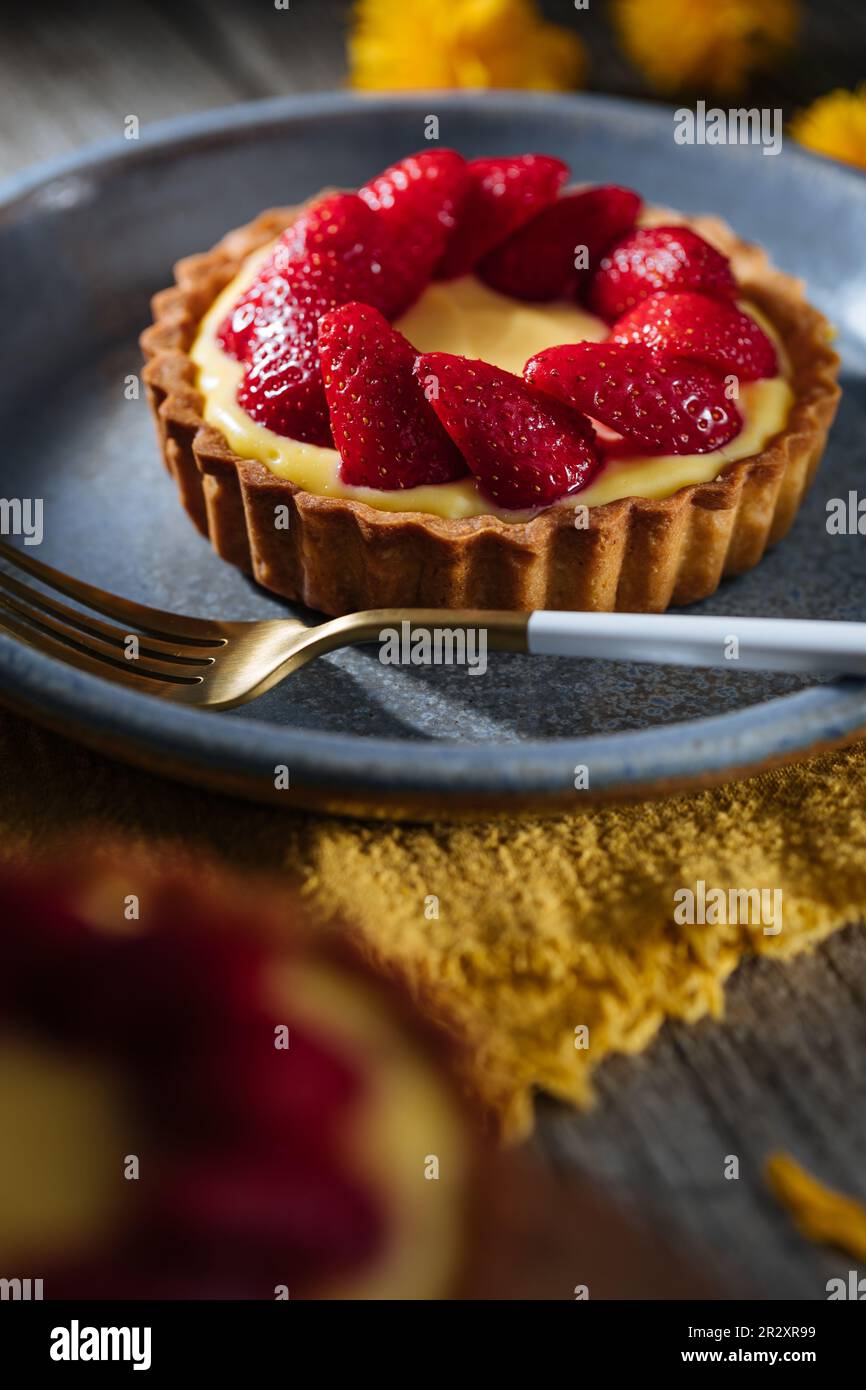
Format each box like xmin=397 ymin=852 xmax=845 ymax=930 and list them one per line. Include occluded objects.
xmin=141 ymin=204 xmax=840 ymax=616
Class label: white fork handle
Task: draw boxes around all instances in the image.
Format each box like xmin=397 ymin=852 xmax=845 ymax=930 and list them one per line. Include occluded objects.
xmin=527 ymin=612 xmax=866 ymax=676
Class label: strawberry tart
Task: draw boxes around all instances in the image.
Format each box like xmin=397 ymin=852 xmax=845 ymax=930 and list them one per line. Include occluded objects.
xmin=0 ymin=855 xmax=714 ymax=1299
xmin=142 ymin=150 xmax=840 ymax=615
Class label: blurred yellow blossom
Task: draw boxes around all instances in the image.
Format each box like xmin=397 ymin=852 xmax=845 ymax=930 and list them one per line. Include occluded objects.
xmin=790 ymin=86 xmax=866 ymax=173
xmin=348 ymin=0 xmax=586 ymax=92
xmin=612 ymin=0 xmax=799 ymax=97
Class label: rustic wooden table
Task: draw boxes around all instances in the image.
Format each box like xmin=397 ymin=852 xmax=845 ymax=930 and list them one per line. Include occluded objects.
xmin=3 ymin=0 xmax=865 ymax=1299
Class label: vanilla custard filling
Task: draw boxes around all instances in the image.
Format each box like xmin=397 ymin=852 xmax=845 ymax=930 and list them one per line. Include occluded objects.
xmin=191 ymin=242 xmax=794 ymax=522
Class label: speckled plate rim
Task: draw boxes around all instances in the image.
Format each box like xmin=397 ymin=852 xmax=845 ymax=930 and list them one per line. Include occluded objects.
xmin=1 ymin=91 xmax=865 ymax=819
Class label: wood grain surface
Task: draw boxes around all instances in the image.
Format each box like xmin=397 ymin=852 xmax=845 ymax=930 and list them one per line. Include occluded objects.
xmin=2 ymin=0 xmax=865 ymax=1299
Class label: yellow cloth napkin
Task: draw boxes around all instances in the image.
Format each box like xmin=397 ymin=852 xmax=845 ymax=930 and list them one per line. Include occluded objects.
xmin=1 ymin=710 xmax=865 ymax=1140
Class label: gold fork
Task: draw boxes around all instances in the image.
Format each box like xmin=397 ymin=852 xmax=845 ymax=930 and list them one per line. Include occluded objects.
xmin=0 ymin=542 xmax=526 ymax=710
xmin=4 ymin=541 xmax=866 ymax=710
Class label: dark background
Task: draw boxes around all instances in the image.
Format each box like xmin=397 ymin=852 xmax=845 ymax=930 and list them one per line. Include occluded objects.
xmin=1 ymin=0 xmax=864 ymax=179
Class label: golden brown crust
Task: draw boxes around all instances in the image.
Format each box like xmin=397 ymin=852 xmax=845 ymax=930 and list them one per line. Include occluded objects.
xmin=141 ymin=203 xmax=841 ymax=616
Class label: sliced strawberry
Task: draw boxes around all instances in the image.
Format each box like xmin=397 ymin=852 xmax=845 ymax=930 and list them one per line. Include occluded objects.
xmin=610 ymin=291 xmax=778 ymax=381
xmin=218 ymin=194 xmax=397 ymax=361
xmin=587 ymin=226 xmax=738 ymax=323
xmin=318 ymin=304 xmax=467 ymax=489
xmin=235 ymin=258 xmax=365 ymax=446
xmin=526 ymin=342 xmax=742 ymax=454
xmin=274 ymin=193 xmax=384 ymax=268
xmin=359 ymin=149 xmax=468 ymax=308
xmin=416 ymin=352 xmax=599 ymax=509
xmin=479 ymin=186 xmax=641 ymax=302
xmin=229 ymin=188 xmax=436 ymax=442
xmin=226 ymin=154 xmax=470 ymax=366
xmin=359 ymin=147 xmax=467 ymax=230
xmin=238 ymin=336 xmax=331 ymax=447
xmin=436 ymin=154 xmax=569 ymax=280
xmin=218 ymin=269 xmax=292 ymax=362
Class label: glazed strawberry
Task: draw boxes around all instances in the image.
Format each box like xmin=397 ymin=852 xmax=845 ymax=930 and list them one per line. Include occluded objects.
xmin=218 ymin=270 xmax=293 ymax=361
xmin=233 ymin=192 xmax=429 ymax=444
xmin=416 ymin=352 xmax=599 ymax=509
xmin=224 ymin=154 xmax=470 ymax=364
xmin=436 ymin=154 xmax=569 ymax=280
xmin=237 ymin=290 xmax=338 ymax=445
xmin=274 ymin=192 xmax=386 ymax=269
xmin=319 ymin=304 xmax=466 ymax=489
xmin=610 ymin=291 xmax=778 ymax=381
xmin=359 ymin=148 xmax=469 ymax=306
xmin=526 ymin=342 xmax=742 ymax=454
xmin=587 ymin=226 xmax=738 ymax=323
xmin=479 ymin=186 xmax=641 ymax=302
xmin=218 ymin=193 xmax=396 ymax=361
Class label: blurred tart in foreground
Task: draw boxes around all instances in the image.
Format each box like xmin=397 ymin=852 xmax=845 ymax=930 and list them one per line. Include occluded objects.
xmin=0 ymin=854 xmax=718 ymax=1300
xmin=0 ymin=858 xmax=472 ymax=1299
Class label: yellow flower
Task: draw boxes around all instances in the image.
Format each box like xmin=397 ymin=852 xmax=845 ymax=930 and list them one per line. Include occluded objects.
xmin=790 ymin=85 xmax=866 ymax=173
xmin=348 ymin=0 xmax=586 ymax=92
xmin=612 ymin=0 xmax=799 ymax=97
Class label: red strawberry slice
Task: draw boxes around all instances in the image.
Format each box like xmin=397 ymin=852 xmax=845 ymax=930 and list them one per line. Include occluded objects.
xmin=218 ymin=193 xmax=397 ymax=361
xmin=359 ymin=149 xmax=468 ymax=307
xmin=415 ymin=352 xmax=600 ymax=509
xmin=217 ymin=269 xmax=293 ymax=362
xmin=525 ymin=342 xmax=742 ymax=454
xmin=587 ymin=226 xmax=738 ymax=323
xmin=318 ymin=303 xmax=467 ymax=489
xmin=226 ymin=155 xmax=470 ymax=366
xmin=273 ymin=192 xmax=385 ymax=269
xmin=235 ymin=257 xmax=373 ymax=446
xmin=436 ymin=154 xmax=569 ymax=280
xmin=238 ymin=328 xmax=333 ymax=447
xmin=610 ymin=291 xmax=778 ymax=381
xmin=479 ymin=186 xmax=641 ymax=302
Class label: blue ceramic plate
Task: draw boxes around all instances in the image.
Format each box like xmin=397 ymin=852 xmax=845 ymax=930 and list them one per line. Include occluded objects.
xmin=1 ymin=92 xmax=865 ymax=817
